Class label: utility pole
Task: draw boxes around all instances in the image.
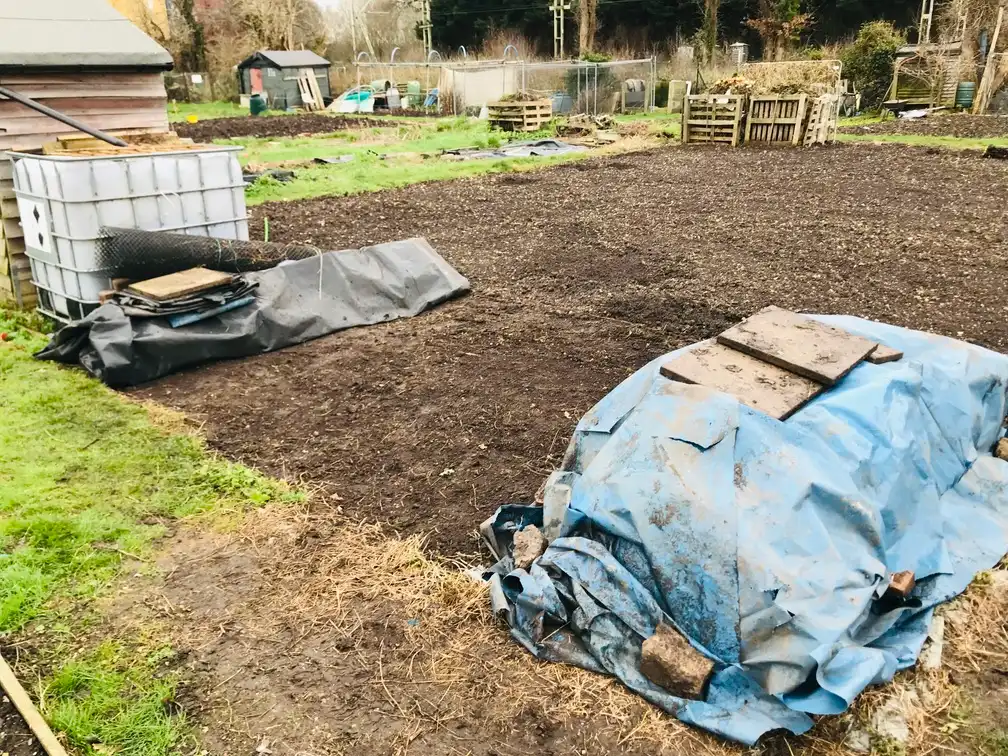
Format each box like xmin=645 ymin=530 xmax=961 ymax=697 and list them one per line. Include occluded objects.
xmin=550 ymin=0 xmax=570 ymax=59
xmin=351 ymin=0 xmax=357 ymax=57
xmin=419 ymin=0 xmax=433 ymax=58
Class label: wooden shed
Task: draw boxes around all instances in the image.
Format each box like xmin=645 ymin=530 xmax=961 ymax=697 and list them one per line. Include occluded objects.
xmin=889 ymin=42 xmax=968 ymax=107
xmin=0 ymin=0 xmax=173 ymax=308
xmin=237 ymin=51 xmax=332 ymax=110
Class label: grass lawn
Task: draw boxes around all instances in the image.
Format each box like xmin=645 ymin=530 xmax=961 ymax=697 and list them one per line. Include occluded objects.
xmin=0 ymin=310 xmax=298 ymax=756
xmin=836 ymin=131 xmax=1008 ymax=150
xmin=233 ymin=117 xmax=610 ymax=204
xmin=167 ymin=100 xmax=249 ymax=122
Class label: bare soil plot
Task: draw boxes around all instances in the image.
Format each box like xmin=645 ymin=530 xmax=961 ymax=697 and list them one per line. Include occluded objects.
xmin=0 ymin=693 xmax=41 ymax=756
xmin=136 ymin=143 xmax=1008 ymax=554
xmin=123 ymin=143 xmax=1008 ymax=756
xmin=840 ymin=113 xmax=1008 ymax=139
xmin=173 ymin=113 xmax=390 ymax=141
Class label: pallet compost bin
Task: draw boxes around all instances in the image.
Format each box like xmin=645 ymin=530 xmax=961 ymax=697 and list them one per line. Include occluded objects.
xmin=9 ymin=147 xmax=247 ymax=322
xmin=487 ymin=100 xmax=553 ymax=132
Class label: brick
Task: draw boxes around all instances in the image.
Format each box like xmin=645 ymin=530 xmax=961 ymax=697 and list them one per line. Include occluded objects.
xmin=512 ymin=525 xmax=546 ymax=571
xmin=640 ymin=622 xmax=714 ymax=699
xmin=887 ymin=570 xmax=916 ymax=598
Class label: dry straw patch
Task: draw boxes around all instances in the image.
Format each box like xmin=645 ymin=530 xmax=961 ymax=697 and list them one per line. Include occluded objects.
xmin=187 ymin=505 xmax=1007 ymax=755
xmin=232 ymin=507 xmax=730 ymax=755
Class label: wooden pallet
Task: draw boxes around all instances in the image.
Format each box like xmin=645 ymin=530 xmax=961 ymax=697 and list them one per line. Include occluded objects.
xmin=682 ymin=95 xmax=744 ymax=147
xmin=487 ymin=100 xmax=553 ymax=132
xmin=745 ymin=94 xmax=808 ymax=145
xmin=804 ymin=94 xmax=840 ymax=146
xmin=298 ymin=68 xmax=325 ymax=111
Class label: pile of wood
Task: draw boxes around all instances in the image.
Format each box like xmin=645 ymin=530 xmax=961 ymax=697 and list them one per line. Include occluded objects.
xmin=104 ymin=267 xmax=258 ymax=327
xmin=488 ymin=99 xmax=553 ymax=132
xmin=41 ymin=130 xmax=206 ymax=156
xmin=660 ymin=306 xmax=903 ymax=421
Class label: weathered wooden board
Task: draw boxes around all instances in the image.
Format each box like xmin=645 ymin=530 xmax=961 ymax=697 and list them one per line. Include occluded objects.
xmin=717 ymin=307 xmax=877 ymax=386
xmin=867 ymin=344 xmax=904 ymax=364
xmin=660 ymin=340 xmax=825 ymax=420
xmin=128 ymin=267 xmax=235 ymax=302
xmin=0 ymin=652 xmax=71 ymax=756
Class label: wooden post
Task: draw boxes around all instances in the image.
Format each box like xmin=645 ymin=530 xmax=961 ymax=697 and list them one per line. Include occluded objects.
xmin=682 ymin=94 xmax=691 ymax=144
xmin=975 ymin=7 xmax=1004 ymax=115
xmin=0 ymin=653 xmax=70 ymax=756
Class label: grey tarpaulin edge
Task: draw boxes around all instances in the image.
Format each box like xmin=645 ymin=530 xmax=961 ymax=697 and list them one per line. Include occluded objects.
xmin=36 ymin=237 xmax=470 ymax=387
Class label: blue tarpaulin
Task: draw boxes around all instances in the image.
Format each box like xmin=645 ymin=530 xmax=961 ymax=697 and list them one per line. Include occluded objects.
xmin=487 ymin=316 xmax=1008 ymax=744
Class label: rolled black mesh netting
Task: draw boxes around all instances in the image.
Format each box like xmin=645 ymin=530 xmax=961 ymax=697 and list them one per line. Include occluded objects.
xmin=96 ymin=227 xmax=323 ymax=279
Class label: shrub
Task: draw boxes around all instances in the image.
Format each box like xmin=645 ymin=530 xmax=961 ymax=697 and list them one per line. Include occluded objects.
xmin=841 ymin=21 xmax=906 ymax=109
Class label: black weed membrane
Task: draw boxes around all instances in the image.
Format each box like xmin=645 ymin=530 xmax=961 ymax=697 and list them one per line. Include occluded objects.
xmin=96 ymin=227 xmax=323 ymax=279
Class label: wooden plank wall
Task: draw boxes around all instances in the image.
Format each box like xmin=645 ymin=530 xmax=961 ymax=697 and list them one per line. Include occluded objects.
xmin=0 ymin=71 xmax=169 ymax=307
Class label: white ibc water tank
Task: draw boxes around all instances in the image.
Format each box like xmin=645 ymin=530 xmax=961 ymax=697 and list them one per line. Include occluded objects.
xmin=11 ymin=146 xmax=248 ymax=322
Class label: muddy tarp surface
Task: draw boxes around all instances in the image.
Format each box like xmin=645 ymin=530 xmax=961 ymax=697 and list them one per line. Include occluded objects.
xmin=486 ymin=316 xmax=1008 ymax=744
xmin=37 ymin=238 xmax=469 ymax=387
xmin=444 ymin=139 xmax=588 ymax=160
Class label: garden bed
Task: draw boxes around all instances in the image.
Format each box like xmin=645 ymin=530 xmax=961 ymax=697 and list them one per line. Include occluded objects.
xmin=173 ymin=113 xmax=392 ymax=141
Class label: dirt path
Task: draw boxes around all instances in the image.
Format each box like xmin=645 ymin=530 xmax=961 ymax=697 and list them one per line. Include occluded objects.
xmin=135 ymin=143 xmax=1008 ymax=556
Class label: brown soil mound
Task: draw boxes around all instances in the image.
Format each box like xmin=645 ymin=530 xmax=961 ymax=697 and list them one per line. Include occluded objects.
xmin=174 ymin=113 xmax=391 ymax=141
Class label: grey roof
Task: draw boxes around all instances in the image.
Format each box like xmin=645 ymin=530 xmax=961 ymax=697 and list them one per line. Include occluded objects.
xmin=0 ymin=0 xmax=173 ymax=70
xmin=241 ymin=50 xmax=331 ymax=69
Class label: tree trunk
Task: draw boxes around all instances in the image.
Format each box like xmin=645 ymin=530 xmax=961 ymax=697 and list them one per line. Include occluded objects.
xmin=702 ymin=0 xmax=721 ymax=62
xmin=578 ymin=0 xmax=598 ymax=54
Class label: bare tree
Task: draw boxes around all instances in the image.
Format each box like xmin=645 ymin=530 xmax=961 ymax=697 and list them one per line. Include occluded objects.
xmin=235 ymin=0 xmax=328 ymax=51
xmin=747 ymin=0 xmax=811 ymax=60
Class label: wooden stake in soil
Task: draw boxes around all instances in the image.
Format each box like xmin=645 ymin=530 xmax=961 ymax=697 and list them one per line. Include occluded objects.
xmin=0 ymin=652 xmax=70 ymax=756
xmin=975 ymin=7 xmax=1005 ymax=115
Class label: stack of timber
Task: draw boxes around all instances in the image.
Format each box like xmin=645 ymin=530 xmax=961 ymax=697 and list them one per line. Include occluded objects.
xmin=660 ymin=306 xmax=904 ymax=421
xmin=0 ymin=71 xmax=170 ymax=308
xmin=487 ymin=100 xmax=553 ymax=132
xmin=41 ymin=131 xmax=200 ymax=156
xmin=682 ymin=94 xmax=745 ymax=146
xmin=745 ymin=94 xmax=808 ymax=145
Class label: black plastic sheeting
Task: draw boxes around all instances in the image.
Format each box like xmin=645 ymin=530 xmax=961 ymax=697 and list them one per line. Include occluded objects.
xmin=37 ymin=238 xmax=469 ymax=387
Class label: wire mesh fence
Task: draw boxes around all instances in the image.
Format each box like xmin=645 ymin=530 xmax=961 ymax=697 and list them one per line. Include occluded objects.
xmin=348 ymin=57 xmax=657 ymax=117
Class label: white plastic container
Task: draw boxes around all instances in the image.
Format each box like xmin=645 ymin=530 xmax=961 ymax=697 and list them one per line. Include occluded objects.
xmin=8 ymin=147 xmax=248 ymax=322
